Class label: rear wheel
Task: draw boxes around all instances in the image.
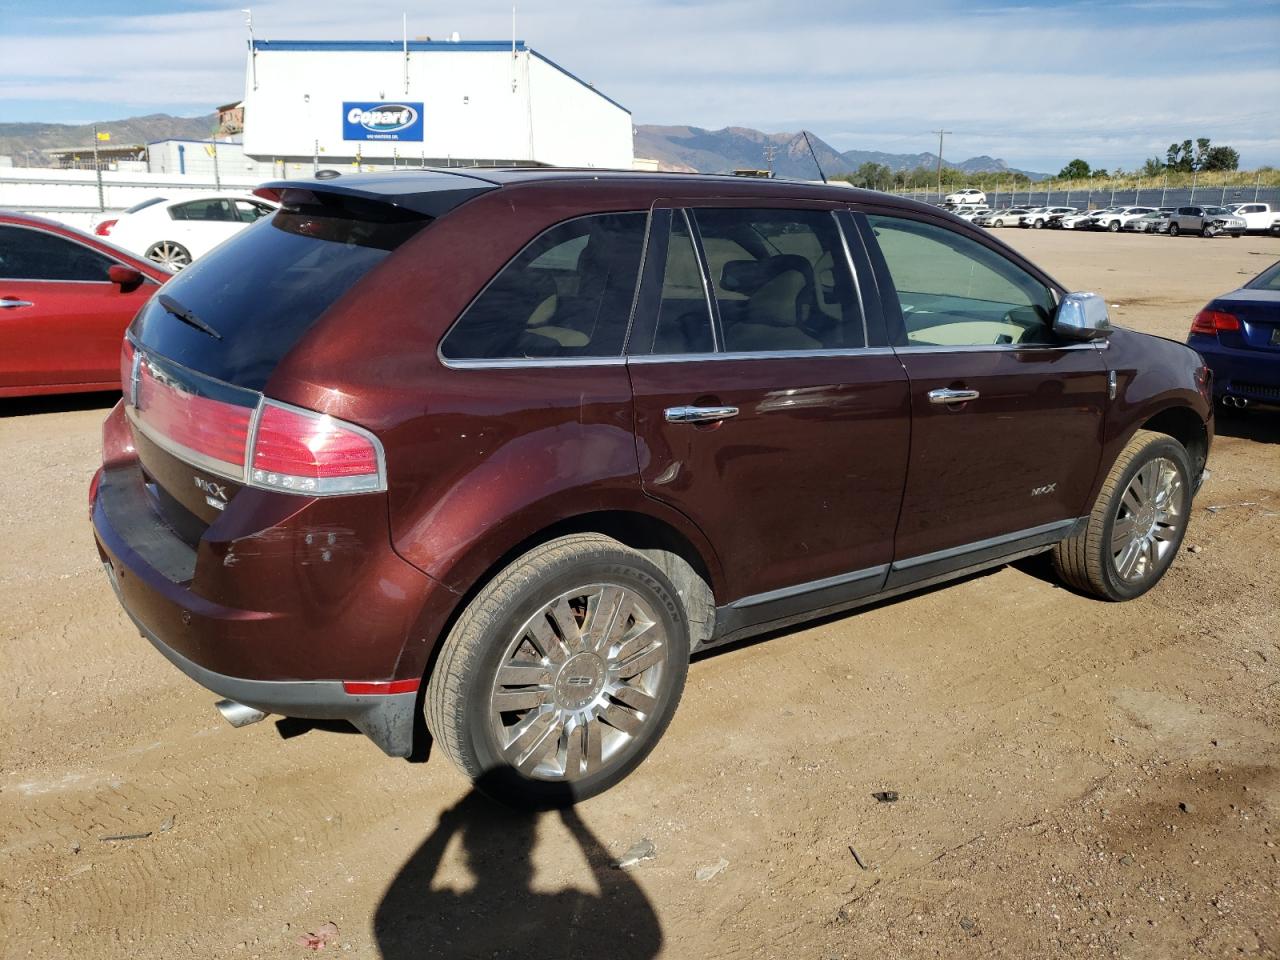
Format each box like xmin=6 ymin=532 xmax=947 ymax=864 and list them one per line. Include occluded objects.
xmin=426 ymin=534 xmax=690 ymax=807
xmin=1052 ymin=430 xmax=1192 ymax=601
xmin=145 ymin=240 xmax=192 ymax=270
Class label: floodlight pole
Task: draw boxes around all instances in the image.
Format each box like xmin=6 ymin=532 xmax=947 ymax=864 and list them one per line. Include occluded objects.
xmin=933 ymin=129 xmax=951 ymax=202
xmin=92 ymin=125 xmax=104 ymax=211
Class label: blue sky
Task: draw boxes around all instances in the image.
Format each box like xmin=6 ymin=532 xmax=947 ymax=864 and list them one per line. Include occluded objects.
xmin=1 ymin=0 xmax=1277 ymax=170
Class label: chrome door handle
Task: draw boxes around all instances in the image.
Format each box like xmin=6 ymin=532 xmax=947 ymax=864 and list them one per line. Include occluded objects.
xmin=664 ymin=405 xmax=739 ymax=424
xmin=928 ymin=387 xmax=980 ymax=404
xmin=0 ymin=297 xmax=34 ymax=309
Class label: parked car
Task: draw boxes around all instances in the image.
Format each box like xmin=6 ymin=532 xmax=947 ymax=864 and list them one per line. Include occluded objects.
xmin=1094 ymin=206 xmax=1157 ymax=233
xmin=1168 ymin=205 xmax=1246 ymax=238
xmin=1057 ymin=209 xmax=1105 ymax=230
xmin=98 ymin=193 xmax=278 ymax=270
xmin=945 ymin=188 xmax=987 ymax=207
xmin=956 ymin=207 xmax=990 ymax=222
xmin=976 ymin=208 xmax=1028 ymax=228
xmin=1124 ymin=211 xmax=1173 ymax=234
xmin=1188 ymin=259 xmax=1280 ymax=411
xmin=1020 ymin=206 xmax=1075 ymax=228
xmin=1044 ymin=209 xmax=1079 ymax=228
xmin=1271 ymin=217 xmax=1280 ymax=237
xmin=92 ymin=170 xmax=1213 ymax=805
xmin=0 ymin=211 xmax=169 ymax=398
xmin=1226 ymin=202 xmax=1279 ymax=233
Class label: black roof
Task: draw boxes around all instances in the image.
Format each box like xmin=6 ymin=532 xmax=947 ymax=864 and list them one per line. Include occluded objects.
xmin=256 ymin=167 xmax=925 ymax=217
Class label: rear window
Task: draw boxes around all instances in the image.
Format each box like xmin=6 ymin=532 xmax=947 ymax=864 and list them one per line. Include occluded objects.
xmin=124 ymin=197 xmax=167 ymax=214
xmin=131 ymin=197 xmax=429 ymax=389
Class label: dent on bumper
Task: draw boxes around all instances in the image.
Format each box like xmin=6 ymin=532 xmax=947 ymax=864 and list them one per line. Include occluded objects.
xmin=107 ymin=567 xmax=417 ymax=758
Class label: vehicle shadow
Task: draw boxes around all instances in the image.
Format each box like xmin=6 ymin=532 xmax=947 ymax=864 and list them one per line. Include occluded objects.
xmin=0 ymin=390 xmax=119 ymax=418
xmin=373 ymin=771 xmax=663 ymax=960
xmin=1214 ymin=408 xmax=1279 ymax=444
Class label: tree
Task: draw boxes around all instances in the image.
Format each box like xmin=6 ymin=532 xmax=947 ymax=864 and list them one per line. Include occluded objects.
xmin=853 ymin=161 xmax=893 ymax=190
xmin=1167 ymin=140 xmax=1194 ymax=172
xmin=1201 ymin=145 xmax=1240 ymax=171
xmin=1194 ymin=137 xmax=1212 ymax=169
xmin=1058 ymin=158 xmax=1091 ymax=179
xmin=1141 ymin=156 xmax=1166 ymax=177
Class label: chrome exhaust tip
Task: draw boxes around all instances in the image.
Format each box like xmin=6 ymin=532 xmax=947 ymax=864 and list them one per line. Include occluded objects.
xmin=215 ymin=698 xmax=268 ymax=728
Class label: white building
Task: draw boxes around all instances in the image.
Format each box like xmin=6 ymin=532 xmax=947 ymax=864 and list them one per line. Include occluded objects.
xmin=147 ymin=137 xmax=274 ymax=178
xmin=241 ymin=39 xmax=634 ymax=170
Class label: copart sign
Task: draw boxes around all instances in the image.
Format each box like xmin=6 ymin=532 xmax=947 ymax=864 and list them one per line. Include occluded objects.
xmin=342 ymin=102 xmax=424 ymax=142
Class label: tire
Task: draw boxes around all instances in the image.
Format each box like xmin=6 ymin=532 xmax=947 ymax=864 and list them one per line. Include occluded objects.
xmin=1108 ymin=220 xmax=1120 ymax=232
xmin=1052 ymin=430 xmax=1192 ymax=601
xmin=146 ymin=240 xmax=192 ymax=270
xmin=1169 ymin=222 xmax=1180 ymax=236
xmin=1202 ymin=224 xmax=1217 ymax=238
xmin=994 ymin=219 xmax=1005 ymax=228
xmin=1035 ymin=218 xmax=1045 ymax=229
xmin=426 ymin=534 xmax=690 ymax=807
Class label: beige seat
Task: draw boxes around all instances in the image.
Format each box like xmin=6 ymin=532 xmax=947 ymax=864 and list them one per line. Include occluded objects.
xmin=724 ymin=268 xmax=821 ymax=352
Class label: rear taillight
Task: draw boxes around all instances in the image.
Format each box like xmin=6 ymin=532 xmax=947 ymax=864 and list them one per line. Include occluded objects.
xmin=119 ymin=339 xmax=137 ymax=402
xmin=126 ymin=350 xmax=384 ymax=497
xmin=249 ymin=401 xmax=384 ymax=494
xmin=95 ymin=219 xmax=117 ymax=236
xmin=1190 ymin=308 xmax=1240 ymax=335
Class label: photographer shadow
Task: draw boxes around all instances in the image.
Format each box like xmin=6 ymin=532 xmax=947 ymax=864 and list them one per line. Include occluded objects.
xmin=373 ymin=772 xmax=662 ymax=959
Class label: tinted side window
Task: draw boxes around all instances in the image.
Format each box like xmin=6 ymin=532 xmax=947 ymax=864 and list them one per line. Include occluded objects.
xmin=234 ymin=200 xmax=272 ymax=223
xmin=650 ymin=212 xmax=714 ymax=355
xmin=868 ymin=215 xmax=1056 ymax=347
xmin=693 ymin=208 xmax=863 ymax=351
xmin=171 ymin=199 xmax=236 ymax=222
xmin=0 ymin=226 xmax=113 ymax=281
xmin=441 ymin=212 xmax=647 ymax=360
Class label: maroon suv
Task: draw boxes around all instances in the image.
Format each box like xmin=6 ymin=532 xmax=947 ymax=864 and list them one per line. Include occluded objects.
xmin=92 ymin=170 xmax=1212 ymax=804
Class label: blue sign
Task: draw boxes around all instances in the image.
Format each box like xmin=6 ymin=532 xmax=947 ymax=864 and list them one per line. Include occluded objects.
xmin=342 ymin=101 xmax=423 ymax=142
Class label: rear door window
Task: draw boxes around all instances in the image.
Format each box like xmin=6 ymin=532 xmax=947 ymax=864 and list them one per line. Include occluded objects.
xmin=441 ymin=212 xmax=647 ymax=360
xmin=692 ymin=208 xmax=863 ymax=351
xmin=170 ymin=199 xmax=236 ymax=222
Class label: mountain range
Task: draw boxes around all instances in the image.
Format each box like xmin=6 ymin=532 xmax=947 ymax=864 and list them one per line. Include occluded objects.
xmin=0 ymin=113 xmax=1049 ymax=180
xmin=635 ymin=125 xmax=1049 ymax=180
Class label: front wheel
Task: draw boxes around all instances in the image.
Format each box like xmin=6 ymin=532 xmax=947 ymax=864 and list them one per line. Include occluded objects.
xmin=1035 ymin=218 xmax=1045 ymax=228
xmin=426 ymin=534 xmax=690 ymax=807
xmin=1108 ymin=220 xmax=1121 ymax=232
xmin=994 ymin=219 xmax=1005 ymax=227
xmin=1169 ymin=222 xmax=1180 ymax=236
xmin=1052 ymin=430 xmax=1192 ymax=601
xmin=1202 ymin=224 xmax=1218 ymax=238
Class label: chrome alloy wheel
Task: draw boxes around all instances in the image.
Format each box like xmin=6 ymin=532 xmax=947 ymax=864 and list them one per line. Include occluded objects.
xmin=488 ymin=583 xmax=670 ymax=782
xmin=147 ymin=241 xmax=191 ymax=270
xmin=1111 ymin=457 xmax=1186 ymax=583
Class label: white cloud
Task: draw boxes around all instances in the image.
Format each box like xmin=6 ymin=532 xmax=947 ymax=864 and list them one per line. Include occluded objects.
xmin=1 ymin=0 xmax=1276 ymax=168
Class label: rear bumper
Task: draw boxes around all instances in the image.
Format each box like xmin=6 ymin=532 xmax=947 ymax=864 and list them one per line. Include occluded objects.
xmin=1189 ymin=336 xmax=1280 ymax=401
xmin=105 ymin=564 xmax=417 ymax=757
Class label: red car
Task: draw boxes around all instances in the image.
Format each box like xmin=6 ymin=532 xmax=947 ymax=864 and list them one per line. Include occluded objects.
xmin=0 ymin=211 xmax=169 ymax=398
xmin=92 ymin=171 xmax=1212 ymax=805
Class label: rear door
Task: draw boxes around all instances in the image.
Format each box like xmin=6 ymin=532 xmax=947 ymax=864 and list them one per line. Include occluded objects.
xmin=0 ymin=223 xmax=153 ymax=390
xmin=854 ymin=210 xmax=1108 ymax=587
xmin=169 ymin=198 xmax=241 ymax=257
xmin=626 ymin=202 xmax=910 ymax=630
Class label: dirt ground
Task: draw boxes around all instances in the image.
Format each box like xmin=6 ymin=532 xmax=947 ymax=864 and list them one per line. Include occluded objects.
xmin=2 ymin=229 xmax=1277 ymax=960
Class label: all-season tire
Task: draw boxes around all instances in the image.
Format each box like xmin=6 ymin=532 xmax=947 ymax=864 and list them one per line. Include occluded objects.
xmin=1169 ymin=222 xmax=1180 ymax=236
xmin=426 ymin=534 xmax=690 ymax=807
xmin=1052 ymin=430 xmax=1193 ymax=601
xmin=1108 ymin=219 xmax=1121 ymax=232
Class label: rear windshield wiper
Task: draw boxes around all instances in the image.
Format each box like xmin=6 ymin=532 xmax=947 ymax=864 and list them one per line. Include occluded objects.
xmin=158 ymin=294 xmax=222 ymax=341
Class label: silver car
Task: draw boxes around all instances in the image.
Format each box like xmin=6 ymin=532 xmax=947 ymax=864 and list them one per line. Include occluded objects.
xmin=1124 ymin=211 xmax=1172 ymax=234
xmin=1168 ymin=205 xmax=1246 ymax=238
xmin=977 ymin=208 xmax=1029 ymax=227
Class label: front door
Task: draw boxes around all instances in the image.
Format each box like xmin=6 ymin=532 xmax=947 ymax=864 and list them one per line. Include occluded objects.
xmin=855 ymin=211 xmax=1109 ymax=586
xmin=626 ymin=204 xmax=910 ymax=632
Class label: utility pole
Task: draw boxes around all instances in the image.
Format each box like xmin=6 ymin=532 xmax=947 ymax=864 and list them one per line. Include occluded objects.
xmin=763 ymin=143 xmax=776 ymax=176
xmin=91 ymin=124 xmax=105 ymax=211
xmin=933 ymin=129 xmax=951 ymax=201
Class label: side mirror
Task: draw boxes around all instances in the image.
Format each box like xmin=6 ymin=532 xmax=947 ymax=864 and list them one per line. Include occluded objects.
xmin=108 ymin=264 xmax=144 ymax=292
xmin=1055 ymin=291 xmax=1113 ymax=340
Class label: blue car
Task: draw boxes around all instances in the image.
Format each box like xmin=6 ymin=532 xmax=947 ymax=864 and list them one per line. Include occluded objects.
xmin=1188 ymin=259 xmax=1280 ymax=410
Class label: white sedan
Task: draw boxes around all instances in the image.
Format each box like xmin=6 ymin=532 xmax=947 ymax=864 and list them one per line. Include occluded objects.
xmin=944 ymin=188 xmax=987 ymax=207
xmin=96 ymin=194 xmax=277 ymax=270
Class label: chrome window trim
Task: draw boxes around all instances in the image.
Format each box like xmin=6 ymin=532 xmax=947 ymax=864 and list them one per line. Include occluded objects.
xmin=440 ymin=355 xmax=629 ymax=370
xmin=893 ymin=341 xmax=1107 ymax=354
xmin=628 ymin=346 xmax=898 ymax=364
